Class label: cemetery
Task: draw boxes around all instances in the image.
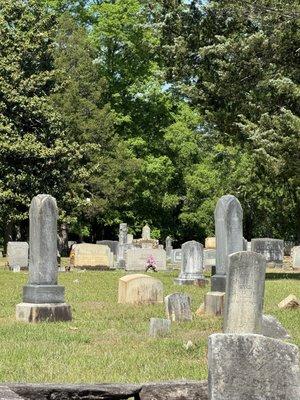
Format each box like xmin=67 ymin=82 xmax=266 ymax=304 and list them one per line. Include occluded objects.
xmin=0 ymin=1 xmax=299 ymax=399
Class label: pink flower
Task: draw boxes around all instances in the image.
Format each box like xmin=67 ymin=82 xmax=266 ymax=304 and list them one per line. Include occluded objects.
xmin=146 ymin=255 xmax=157 ymax=266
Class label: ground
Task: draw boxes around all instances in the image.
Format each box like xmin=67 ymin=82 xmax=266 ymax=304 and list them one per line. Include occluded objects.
xmin=0 ymin=258 xmax=299 ymax=383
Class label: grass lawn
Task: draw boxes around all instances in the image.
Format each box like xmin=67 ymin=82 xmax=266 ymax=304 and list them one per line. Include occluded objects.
xmin=0 ymin=258 xmax=299 ymax=384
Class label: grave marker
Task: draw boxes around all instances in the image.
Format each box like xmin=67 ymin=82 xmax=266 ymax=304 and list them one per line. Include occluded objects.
xmin=174 ymin=241 xmax=204 ymax=284
xmin=118 ymin=274 xmax=163 ymax=305
xmin=165 ymin=293 xmax=192 ymax=322
xmin=7 ymin=242 xmax=28 ymax=270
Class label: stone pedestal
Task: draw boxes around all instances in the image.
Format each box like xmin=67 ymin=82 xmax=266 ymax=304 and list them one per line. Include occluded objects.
xmin=16 ymin=303 xmax=72 ymax=323
xmin=211 ymin=274 xmax=226 ymax=292
xmin=16 ymin=194 xmax=72 ymax=323
xmin=204 ymin=292 xmax=225 ymax=316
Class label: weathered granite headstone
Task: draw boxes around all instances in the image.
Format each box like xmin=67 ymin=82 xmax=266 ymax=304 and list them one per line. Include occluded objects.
xmin=142 ymin=224 xmax=151 ymax=240
xmin=149 ymin=318 xmax=171 ymax=337
xmin=205 ymin=237 xmax=216 ymax=249
xmin=16 ymin=194 xmax=72 ymax=322
xmin=212 ymin=195 xmax=243 ymax=292
xmin=208 ymin=333 xmax=300 ymax=400
xmin=7 ymin=242 xmax=29 ymax=270
xmin=125 ymin=248 xmax=167 ymax=271
xmin=223 ymin=251 xmax=266 ymax=334
xmin=165 ymin=293 xmax=192 ymax=322
xmin=171 ymin=249 xmax=182 ymax=264
xmin=251 ymin=238 xmax=284 ymax=266
xmin=262 ymin=314 xmax=290 ymax=339
xmin=118 ymin=274 xmax=163 ymax=305
xmin=174 ymin=241 xmax=204 ymax=284
xmin=165 ymin=236 xmax=173 ymax=260
xmin=117 ymin=223 xmax=128 ymax=268
xmin=96 ymin=240 xmax=119 ymax=256
xmin=292 ymin=246 xmax=300 ymax=269
xmin=71 ymin=243 xmax=113 ymax=269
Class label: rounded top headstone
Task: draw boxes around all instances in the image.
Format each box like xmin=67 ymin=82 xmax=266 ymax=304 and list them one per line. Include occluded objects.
xmin=214 ymin=194 xmax=243 ymax=219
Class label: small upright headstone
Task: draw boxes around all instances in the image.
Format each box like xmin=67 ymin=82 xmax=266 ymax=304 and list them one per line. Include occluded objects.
xmin=16 ymin=194 xmax=72 ymax=322
xmin=174 ymin=241 xmax=204 ymax=285
xmin=251 ymin=238 xmax=284 ymax=267
xmin=118 ymin=274 xmax=163 ymax=305
xmin=171 ymin=249 xmax=182 ymax=264
xmin=223 ymin=251 xmax=266 ymax=334
xmin=212 ymin=194 xmax=243 ymax=292
xmin=165 ymin=236 xmax=173 ymax=260
xmin=71 ymin=243 xmax=113 ymax=270
xmin=7 ymin=242 xmax=29 ymax=270
xmin=127 ymin=234 xmax=134 ymax=245
xmin=205 ymin=237 xmax=216 ymax=249
xmin=149 ymin=318 xmax=171 ymax=337
xmin=165 ymin=293 xmax=192 ymax=322
xmin=208 ymin=333 xmax=300 ymax=400
xmin=142 ymin=224 xmax=151 ymax=240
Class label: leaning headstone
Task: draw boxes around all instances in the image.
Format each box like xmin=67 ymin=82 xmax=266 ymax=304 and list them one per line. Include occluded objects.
xmin=212 ymin=195 xmax=243 ymax=292
xmin=142 ymin=224 xmax=151 ymax=240
xmin=7 ymin=242 xmax=29 ymax=270
xmin=118 ymin=274 xmax=163 ymax=305
xmin=149 ymin=318 xmax=171 ymax=337
xmin=165 ymin=236 xmax=173 ymax=260
xmin=71 ymin=243 xmax=113 ymax=270
xmin=117 ymin=223 xmax=128 ymax=268
xmin=292 ymin=246 xmax=300 ymax=269
xmin=125 ymin=248 xmax=167 ymax=271
xmin=223 ymin=251 xmax=266 ymax=334
xmin=16 ymin=194 xmax=72 ymax=322
xmin=278 ymin=294 xmax=300 ymax=309
xmin=174 ymin=241 xmax=204 ymax=285
xmin=165 ymin=293 xmax=192 ymax=322
xmin=262 ymin=314 xmax=290 ymax=339
xmin=251 ymin=238 xmax=284 ymax=267
xmin=208 ymin=333 xmax=300 ymax=400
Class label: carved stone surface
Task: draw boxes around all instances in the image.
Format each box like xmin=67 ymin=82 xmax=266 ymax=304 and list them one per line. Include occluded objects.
xmin=208 ymin=333 xmax=300 ymax=400
xmin=251 ymin=238 xmax=284 ymax=266
xmin=149 ymin=318 xmax=171 ymax=337
xmin=204 ymin=292 xmax=225 ymax=316
xmin=223 ymin=251 xmax=266 ymax=334
xmin=118 ymin=274 xmax=163 ymax=305
xmin=212 ymin=195 xmax=243 ymax=292
xmin=7 ymin=242 xmax=28 ymax=270
xmin=175 ymin=241 xmax=204 ymax=284
xmin=165 ymin=293 xmax=192 ymax=322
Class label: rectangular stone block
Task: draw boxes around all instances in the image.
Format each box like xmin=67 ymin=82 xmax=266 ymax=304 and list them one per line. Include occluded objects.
xmin=23 ymin=285 xmax=65 ymax=304
xmin=204 ymin=292 xmax=225 ymax=316
xmin=125 ymin=248 xmax=166 ymax=271
xmin=7 ymin=242 xmax=28 ymax=270
xmin=16 ymin=302 xmax=72 ymax=323
xmin=118 ymin=274 xmax=163 ymax=305
xmin=208 ymin=333 xmax=300 ymax=400
xmin=71 ymin=243 xmax=113 ymax=269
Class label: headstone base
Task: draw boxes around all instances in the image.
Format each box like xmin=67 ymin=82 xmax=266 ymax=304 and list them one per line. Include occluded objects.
xmin=174 ymin=273 xmax=204 ymax=285
xmin=204 ymin=292 xmax=225 ymax=316
xmin=211 ymin=274 xmax=226 ymax=292
xmin=23 ymin=285 xmax=65 ymax=303
xmin=16 ymin=303 xmax=72 ymax=323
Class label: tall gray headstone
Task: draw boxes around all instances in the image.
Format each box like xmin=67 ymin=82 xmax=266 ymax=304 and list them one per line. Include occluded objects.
xmin=212 ymin=195 xmax=243 ymax=292
xmin=117 ymin=223 xmax=128 ymax=268
xmin=251 ymin=238 xmax=284 ymax=266
xmin=16 ymin=194 xmax=72 ymax=322
xmin=174 ymin=241 xmax=204 ymax=285
xmin=165 ymin=293 xmax=192 ymax=322
xmin=223 ymin=251 xmax=266 ymax=334
xmin=165 ymin=236 xmax=173 ymax=261
xmin=208 ymin=333 xmax=300 ymax=400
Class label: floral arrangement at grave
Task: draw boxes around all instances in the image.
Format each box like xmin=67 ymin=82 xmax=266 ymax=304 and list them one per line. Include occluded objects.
xmin=145 ymin=255 xmax=158 ymax=272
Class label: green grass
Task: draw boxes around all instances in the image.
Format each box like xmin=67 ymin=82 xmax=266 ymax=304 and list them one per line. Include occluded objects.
xmin=0 ymin=260 xmax=299 ymax=384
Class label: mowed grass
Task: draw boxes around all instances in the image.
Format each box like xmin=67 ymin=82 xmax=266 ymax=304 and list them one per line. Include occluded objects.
xmin=0 ymin=259 xmax=299 ymax=384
